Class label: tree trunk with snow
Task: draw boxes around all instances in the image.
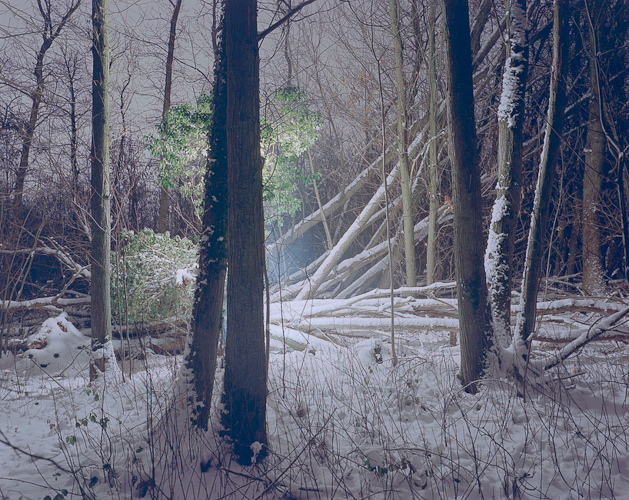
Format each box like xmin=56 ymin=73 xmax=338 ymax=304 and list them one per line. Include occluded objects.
xmin=485 ymin=0 xmax=528 ymax=346
xmin=90 ymin=0 xmax=113 ymax=380
xmin=514 ymin=0 xmax=569 ymax=349
xmin=222 ymin=0 xmax=268 ymax=464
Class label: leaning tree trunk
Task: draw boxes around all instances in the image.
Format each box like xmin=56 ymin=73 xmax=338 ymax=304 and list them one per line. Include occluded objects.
xmin=514 ymin=0 xmax=569 ymax=350
xmin=389 ymin=0 xmax=416 ymax=287
xmin=443 ymin=0 xmax=494 ymax=391
xmin=582 ymin=0 xmax=605 ymax=296
xmin=222 ymin=0 xmax=268 ymax=464
xmin=485 ymin=0 xmax=528 ymax=346
xmin=183 ymin=19 xmax=227 ymax=430
xmin=90 ymin=0 xmax=113 ymax=380
xmin=426 ymin=0 xmax=439 ymax=285
xmin=158 ymin=0 xmax=183 ymax=234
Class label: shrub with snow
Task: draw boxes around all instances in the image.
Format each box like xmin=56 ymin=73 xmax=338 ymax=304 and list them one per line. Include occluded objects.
xmin=111 ymin=229 xmax=198 ymax=326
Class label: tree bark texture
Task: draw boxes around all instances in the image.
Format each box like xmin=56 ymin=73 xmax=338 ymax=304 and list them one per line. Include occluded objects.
xmin=582 ymin=0 xmax=605 ymax=295
xmin=515 ymin=0 xmax=569 ymax=349
xmin=90 ymin=0 xmax=112 ymax=378
xmin=185 ymin=21 xmax=227 ymax=430
xmin=223 ymin=0 xmax=268 ymax=464
xmin=485 ymin=0 xmax=528 ymax=346
xmin=443 ymin=0 xmax=494 ymax=390
xmin=426 ymin=0 xmax=439 ymax=285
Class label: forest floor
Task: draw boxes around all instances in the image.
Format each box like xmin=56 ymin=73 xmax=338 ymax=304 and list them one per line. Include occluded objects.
xmin=1 ymin=293 xmax=629 ymax=499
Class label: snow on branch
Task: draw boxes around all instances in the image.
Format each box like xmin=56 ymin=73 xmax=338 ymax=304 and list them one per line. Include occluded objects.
xmin=533 ymin=305 xmax=629 ymax=372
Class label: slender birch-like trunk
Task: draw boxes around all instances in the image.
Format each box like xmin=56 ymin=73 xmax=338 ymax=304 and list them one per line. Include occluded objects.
xmin=389 ymin=0 xmax=416 ymax=287
xmin=90 ymin=0 xmax=113 ymax=380
xmin=514 ymin=0 xmax=569 ymax=350
xmin=426 ymin=0 xmax=439 ymax=286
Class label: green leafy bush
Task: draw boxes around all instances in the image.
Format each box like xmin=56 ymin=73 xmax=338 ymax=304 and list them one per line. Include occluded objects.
xmin=111 ymin=229 xmax=198 ymax=325
xmin=145 ymin=93 xmax=212 ymax=218
xmin=262 ymin=86 xmax=322 ymax=223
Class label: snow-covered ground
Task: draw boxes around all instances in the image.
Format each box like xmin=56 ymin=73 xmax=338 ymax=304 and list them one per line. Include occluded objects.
xmin=1 ymin=299 xmax=629 ymax=499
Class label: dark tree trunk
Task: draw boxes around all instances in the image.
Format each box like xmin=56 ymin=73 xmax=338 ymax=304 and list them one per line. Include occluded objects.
xmin=222 ymin=0 xmax=268 ymax=463
xmin=158 ymin=0 xmax=183 ymax=234
xmin=90 ymin=0 xmax=112 ymax=379
xmin=185 ymin=18 xmax=228 ymax=430
xmin=443 ymin=0 xmax=494 ymax=391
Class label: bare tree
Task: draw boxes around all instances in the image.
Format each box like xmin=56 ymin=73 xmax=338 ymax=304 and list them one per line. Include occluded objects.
xmin=514 ymin=0 xmax=569 ymax=351
xmin=158 ymin=0 xmax=183 ymax=234
xmin=388 ymin=0 xmax=416 ymax=287
xmin=90 ymin=0 xmax=113 ymax=379
xmin=13 ymin=0 xmax=81 ymax=219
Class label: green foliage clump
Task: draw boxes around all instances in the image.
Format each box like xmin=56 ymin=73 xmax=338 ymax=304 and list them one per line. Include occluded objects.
xmin=262 ymin=86 xmax=322 ymax=223
xmin=111 ymin=229 xmax=198 ymax=325
xmin=144 ymin=87 xmax=322 ymax=227
xmin=145 ymin=94 xmax=212 ymax=217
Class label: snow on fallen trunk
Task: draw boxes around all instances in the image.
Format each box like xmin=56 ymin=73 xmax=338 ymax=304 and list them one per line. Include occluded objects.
xmin=532 ymin=305 xmax=629 ymax=371
xmin=281 ymin=315 xmax=459 ymax=334
xmin=296 ymin=123 xmax=431 ymax=301
xmin=295 ymin=164 xmax=400 ymax=300
xmin=268 ymin=161 xmax=376 ymax=255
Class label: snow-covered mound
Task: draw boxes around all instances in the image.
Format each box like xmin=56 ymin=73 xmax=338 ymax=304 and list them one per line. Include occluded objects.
xmin=23 ymin=313 xmax=91 ymax=378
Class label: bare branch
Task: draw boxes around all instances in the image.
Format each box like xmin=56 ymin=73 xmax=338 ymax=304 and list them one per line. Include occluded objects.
xmin=258 ymin=0 xmax=320 ymax=41
xmin=535 ymin=306 xmax=629 ymax=372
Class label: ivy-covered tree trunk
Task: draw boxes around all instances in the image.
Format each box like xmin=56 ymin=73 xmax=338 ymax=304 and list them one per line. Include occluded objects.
xmin=222 ymin=0 xmax=268 ymax=464
xmin=90 ymin=0 xmax=113 ymax=379
xmin=443 ymin=0 xmax=494 ymax=391
xmin=514 ymin=0 xmax=569 ymax=350
xmin=184 ymin=20 xmax=227 ymax=430
xmin=485 ymin=0 xmax=528 ymax=346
